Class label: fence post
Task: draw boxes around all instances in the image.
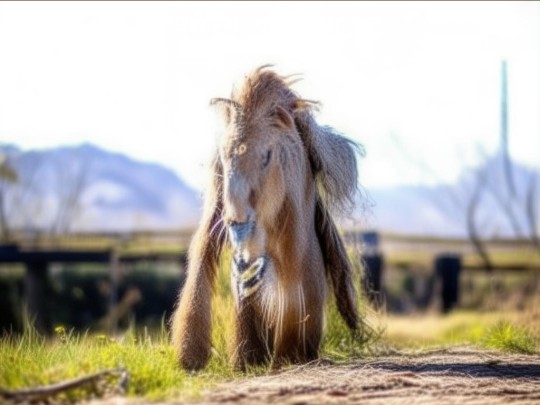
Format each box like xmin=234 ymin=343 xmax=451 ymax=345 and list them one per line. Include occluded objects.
xmin=24 ymin=260 xmax=50 ymax=333
xmin=107 ymin=249 xmax=120 ymax=335
xmin=435 ymin=254 xmax=461 ymax=313
xmin=362 ymin=254 xmax=384 ymax=308
xmin=360 ymin=231 xmax=384 ymax=308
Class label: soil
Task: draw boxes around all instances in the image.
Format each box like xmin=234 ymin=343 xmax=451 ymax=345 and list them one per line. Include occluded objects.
xmin=94 ymin=346 xmax=540 ymax=405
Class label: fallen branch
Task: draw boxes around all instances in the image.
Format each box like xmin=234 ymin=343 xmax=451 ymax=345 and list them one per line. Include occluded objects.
xmin=0 ymin=368 xmax=129 ymax=403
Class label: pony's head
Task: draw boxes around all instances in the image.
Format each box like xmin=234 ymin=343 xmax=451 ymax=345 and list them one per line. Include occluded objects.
xmin=211 ymin=67 xmax=308 ymax=259
xmin=211 ymin=66 xmax=360 ymax=273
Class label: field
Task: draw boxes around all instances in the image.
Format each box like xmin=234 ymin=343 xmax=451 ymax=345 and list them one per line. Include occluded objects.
xmin=1 ymin=233 xmax=540 ymax=404
xmin=0 ymin=266 xmax=377 ymax=403
xmin=1 ymin=307 xmax=538 ymax=404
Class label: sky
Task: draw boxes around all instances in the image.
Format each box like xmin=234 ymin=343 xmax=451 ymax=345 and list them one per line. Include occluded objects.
xmin=0 ymin=1 xmax=539 ymax=191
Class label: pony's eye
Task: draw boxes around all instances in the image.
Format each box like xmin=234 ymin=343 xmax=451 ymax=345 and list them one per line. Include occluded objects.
xmin=263 ymin=150 xmax=272 ymax=168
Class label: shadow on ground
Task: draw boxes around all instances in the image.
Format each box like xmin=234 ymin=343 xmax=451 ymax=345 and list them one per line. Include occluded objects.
xmin=197 ymin=347 xmax=540 ymax=405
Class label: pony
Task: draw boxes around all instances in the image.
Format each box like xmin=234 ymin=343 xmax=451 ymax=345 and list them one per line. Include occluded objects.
xmin=171 ymin=65 xmax=361 ymax=371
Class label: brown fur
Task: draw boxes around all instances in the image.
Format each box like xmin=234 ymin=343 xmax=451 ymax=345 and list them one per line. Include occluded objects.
xmin=171 ymin=66 xmax=361 ymax=371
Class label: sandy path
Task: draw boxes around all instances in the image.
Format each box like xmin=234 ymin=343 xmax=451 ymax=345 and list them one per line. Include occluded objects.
xmin=197 ymin=347 xmax=540 ymax=405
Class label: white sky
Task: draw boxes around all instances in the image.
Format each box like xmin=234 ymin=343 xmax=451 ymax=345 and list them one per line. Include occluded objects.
xmin=0 ymin=1 xmax=538 ymax=191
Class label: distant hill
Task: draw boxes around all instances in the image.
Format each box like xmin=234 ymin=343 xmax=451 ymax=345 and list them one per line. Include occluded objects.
xmin=1 ymin=143 xmax=538 ymax=238
xmin=363 ymin=153 xmax=540 ymax=238
xmin=0 ymin=143 xmax=201 ymax=232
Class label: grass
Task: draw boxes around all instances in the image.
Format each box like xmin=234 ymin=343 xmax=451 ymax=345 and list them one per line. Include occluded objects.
xmin=383 ymin=309 xmax=539 ymax=354
xmin=0 ymin=255 xmax=377 ymax=403
xmin=480 ymin=320 xmax=537 ymax=354
xmin=3 ymin=308 xmax=537 ymax=403
xmin=0 ymin=315 xmax=372 ymax=403
xmin=2 ymin=309 xmax=537 ymax=402
xmin=0 ymin=326 xmax=200 ymax=401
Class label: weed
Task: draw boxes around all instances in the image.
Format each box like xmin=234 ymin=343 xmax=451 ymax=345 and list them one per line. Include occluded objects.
xmin=383 ymin=310 xmax=539 ymax=354
xmin=479 ymin=320 xmax=537 ymax=354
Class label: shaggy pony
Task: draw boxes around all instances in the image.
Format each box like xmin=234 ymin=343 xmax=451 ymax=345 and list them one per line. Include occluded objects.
xmin=171 ymin=66 xmax=361 ymax=371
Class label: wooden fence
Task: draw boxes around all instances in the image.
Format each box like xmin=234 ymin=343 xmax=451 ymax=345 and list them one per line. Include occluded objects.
xmin=0 ymin=236 xmax=187 ymax=333
xmin=1 ymin=230 xmax=538 ymax=332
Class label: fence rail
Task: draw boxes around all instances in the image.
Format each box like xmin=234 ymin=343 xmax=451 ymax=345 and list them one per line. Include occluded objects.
xmin=0 ymin=239 xmax=187 ymax=334
xmin=1 ymin=230 xmax=538 ymax=333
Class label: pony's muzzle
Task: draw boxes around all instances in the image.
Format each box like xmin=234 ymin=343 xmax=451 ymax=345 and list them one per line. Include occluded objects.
xmin=228 ymin=221 xmax=255 ymax=247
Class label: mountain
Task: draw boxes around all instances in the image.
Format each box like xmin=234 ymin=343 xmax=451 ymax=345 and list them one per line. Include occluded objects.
xmin=359 ymin=185 xmax=466 ymax=237
xmin=0 ymin=143 xmax=202 ymax=232
xmin=1 ymin=143 xmax=538 ymax=237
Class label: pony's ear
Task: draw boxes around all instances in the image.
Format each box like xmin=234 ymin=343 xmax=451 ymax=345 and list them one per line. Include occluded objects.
xmin=292 ymin=99 xmax=320 ymax=113
xmin=210 ymin=98 xmax=240 ymax=125
xmin=271 ymin=105 xmax=295 ymax=130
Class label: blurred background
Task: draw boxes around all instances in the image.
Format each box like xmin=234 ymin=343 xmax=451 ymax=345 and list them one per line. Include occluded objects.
xmin=0 ymin=2 xmax=538 ymax=337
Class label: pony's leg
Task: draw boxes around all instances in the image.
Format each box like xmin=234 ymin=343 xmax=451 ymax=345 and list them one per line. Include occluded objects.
xmin=232 ymin=302 xmax=270 ymax=371
xmin=171 ymin=214 xmax=224 ymax=371
xmin=270 ymin=277 xmax=325 ymax=367
xmin=303 ymin=308 xmax=323 ymax=361
xmin=303 ymin=273 xmax=325 ymax=362
xmin=170 ymin=154 xmax=225 ymax=371
xmin=171 ymin=260 xmax=215 ymax=371
xmin=271 ymin=318 xmax=309 ymax=368
xmin=269 ymin=308 xmax=319 ymax=367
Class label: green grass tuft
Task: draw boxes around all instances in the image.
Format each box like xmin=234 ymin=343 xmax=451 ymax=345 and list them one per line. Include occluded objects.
xmin=479 ymin=320 xmax=537 ymax=354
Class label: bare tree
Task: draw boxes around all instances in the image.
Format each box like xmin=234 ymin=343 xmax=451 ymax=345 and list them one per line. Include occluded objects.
xmin=388 ymin=133 xmax=497 ymax=271
xmin=49 ymin=156 xmax=90 ymax=235
xmin=0 ymin=155 xmax=18 ymax=241
xmin=0 ymin=152 xmax=47 ymax=234
xmin=466 ymin=167 xmax=494 ymax=272
xmin=0 ymin=147 xmax=91 ymax=237
xmin=387 ymin=60 xmax=539 ymax=271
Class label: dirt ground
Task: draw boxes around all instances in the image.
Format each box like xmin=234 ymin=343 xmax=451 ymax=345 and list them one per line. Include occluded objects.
xmin=97 ymin=346 xmax=540 ymax=405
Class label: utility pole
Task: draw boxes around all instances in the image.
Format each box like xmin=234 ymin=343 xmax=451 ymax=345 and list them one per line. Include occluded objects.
xmin=501 ymin=60 xmax=516 ymax=197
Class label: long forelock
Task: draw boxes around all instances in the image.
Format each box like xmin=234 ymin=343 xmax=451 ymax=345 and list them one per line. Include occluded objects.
xmin=232 ymin=67 xmax=299 ymax=123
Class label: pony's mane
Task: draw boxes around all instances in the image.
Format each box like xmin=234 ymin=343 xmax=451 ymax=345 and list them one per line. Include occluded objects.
xmin=222 ymin=65 xmax=361 ymax=217
xmin=296 ymin=114 xmax=362 ymax=216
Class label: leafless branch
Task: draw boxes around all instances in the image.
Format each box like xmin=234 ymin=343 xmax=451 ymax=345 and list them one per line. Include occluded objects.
xmin=467 ymin=168 xmax=494 ymax=273
xmin=526 ymin=173 xmax=540 ymax=250
xmin=50 ymin=156 xmax=90 ymax=235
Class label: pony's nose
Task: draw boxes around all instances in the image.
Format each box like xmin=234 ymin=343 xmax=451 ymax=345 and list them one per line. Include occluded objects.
xmin=228 ymin=221 xmax=255 ymax=247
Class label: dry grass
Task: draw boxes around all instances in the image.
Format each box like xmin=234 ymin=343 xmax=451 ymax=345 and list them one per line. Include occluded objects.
xmin=381 ymin=303 xmax=539 ymax=354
